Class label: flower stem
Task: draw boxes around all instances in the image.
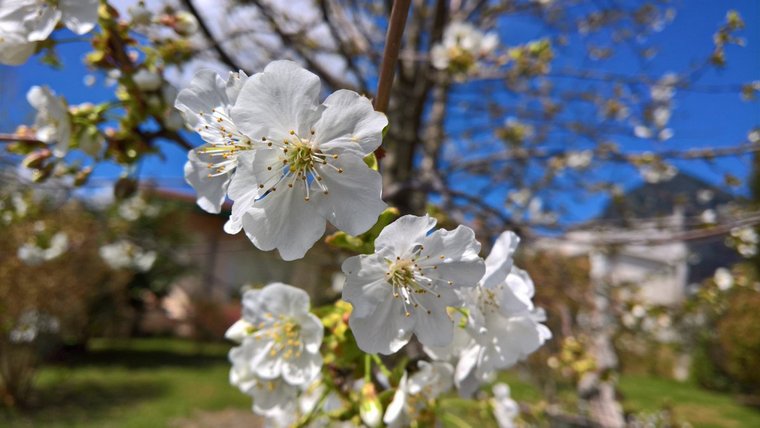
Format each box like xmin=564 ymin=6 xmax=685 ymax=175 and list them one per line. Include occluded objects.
xmin=374 ymin=0 xmax=413 ymax=113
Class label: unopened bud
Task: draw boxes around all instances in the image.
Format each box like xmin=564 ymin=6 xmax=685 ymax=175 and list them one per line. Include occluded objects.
xmin=359 ymin=382 xmax=383 ymax=428
xmin=173 ymin=11 xmax=199 ymax=37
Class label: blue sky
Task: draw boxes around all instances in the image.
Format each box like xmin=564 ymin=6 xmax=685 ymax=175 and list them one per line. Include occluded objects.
xmin=1 ymin=0 xmax=757 ymax=224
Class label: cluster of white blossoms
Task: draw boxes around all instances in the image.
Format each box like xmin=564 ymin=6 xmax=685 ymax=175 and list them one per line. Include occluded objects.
xmin=9 ymin=309 xmax=60 ymax=344
xmin=424 ymin=231 xmax=552 ymax=397
xmin=99 ymin=240 xmax=156 ymax=272
xmin=431 ymin=21 xmax=499 ymax=74
xmin=728 ymin=226 xmax=758 ymax=258
xmin=342 ymin=214 xmax=486 ymax=354
xmin=225 ymin=283 xmax=324 ymax=420
xmin=177 ymin=61 xmax=387 ymax=260
xmin=0 ymin=0 xmax=98 ymax=65
xmin=17 ymin=230 xmax=68 ymax=266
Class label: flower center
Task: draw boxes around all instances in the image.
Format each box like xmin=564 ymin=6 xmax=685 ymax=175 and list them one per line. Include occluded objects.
xmin=257 ymin=130 xmax=343 ymax=202
xmin=287 ymin=139 xmax=318 ymax=174
xmin=385 ymin=255 xmax=452 ymax=318
xmin=252 ymin=314 xmax=303 ymax=360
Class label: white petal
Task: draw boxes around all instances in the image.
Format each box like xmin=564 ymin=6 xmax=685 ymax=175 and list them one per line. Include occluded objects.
xmin=412 ymin=297 xmax=454 ymax=348
xmin=419 ymin=225 xmax=485 ymax=287
xmin=25 ymin=6 xmax=61 ymax=41
xmin=225 ymin=319 xmax=253 ymax=343
xmin=224 ymin=150 xmax=273 ymax=233
xmin=232 ymin=60 xmax=322 ymax=142
xmin=243 ymin=283 xmax=311 ymax=321
xmin=383 ymin=372 xmax=408 ymax=425
xmin=60 ymin=0 xmax=98 ymax=34
xmin=481 ymin=231 xmax=519 ymax=289
xmin=349 ymin=297 xmax=413 ymax=355
xmin=281 ymin=350 xmax=322 ymax=386
xmin=501 ymin=267 xmax=535 ymax=314
xmin=183 ymin=149 xmax=230 ymax=214
xmin=298 ymin=312 xmax=324 ymax=354
xmin=315 ymin=89 xmax=388 ymax=156
xmin=313 ymin=154 xmax=386 ymax=236
xmin=455 ymin=345 xmax=484 ymax=397
xmin=175 ymin=69 xmax=230 ymax=130
xmin=374 ymin=214 xmax=437 ymax=257
xmin=241 ymin=181 xmax=326 ymax=261
xmin=0 ymin=30 xmax=36 ymax=65
xmin=341 ymin=254 xmax=390 ymax=318
xmin=225 ymin=70 xmax=248 ymax=103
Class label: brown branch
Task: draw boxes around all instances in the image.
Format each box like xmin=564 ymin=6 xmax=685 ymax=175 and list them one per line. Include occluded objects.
xmin=318 ymin=0 xmax=369 ymax=93
xmin=374 ymin=0 xmax=412 ymax=113
xmin=0 ymin=134 xmax=45 ymax=144
xmin=180 ymin=0 xmax=245 ymax=72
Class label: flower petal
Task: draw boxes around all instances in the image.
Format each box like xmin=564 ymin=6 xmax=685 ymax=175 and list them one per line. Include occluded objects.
xmin=374 ymin=214 xmax=437 ymax=257
xmin=243 ymin=283 xmax=311 ymax=321
xmin=349 ymin=297 xmax=413 ymax=355
xmin=315 ymin=89 xmax=388 ymax=157
xmin=313 ymin=154 xmax=386 ymax=236
xmin=60 ymin=0 xmax=98 ymax=34
xmin=183 ymin=148 xmax=230 ymax=214
xmin=341 ymin=254 xmax=390 ymax=318
xmin=241 ymin=183 xmax=326 ymax=261
xmin=232 ymin=60 xmax=322 ymax=142
xmin=481 ymin=231 xmax=519 ymax=289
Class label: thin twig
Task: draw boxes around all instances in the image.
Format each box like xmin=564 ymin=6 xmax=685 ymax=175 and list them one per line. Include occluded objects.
xmin=0 ymin=134 xmax=44 ymax=144
xmin=373 ymin=0 xmax=412 ymax=113
xmin=180 ymin=0 xmax=245 ymax=72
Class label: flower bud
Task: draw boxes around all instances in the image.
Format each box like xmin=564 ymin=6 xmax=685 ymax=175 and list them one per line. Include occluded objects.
xmin=173 ymin=11 xmax=199 ymax=37
xmin=133 ymin=69 xmax=163 ymax=92
xmin=359 ymin=382 xmax=383 ymax=428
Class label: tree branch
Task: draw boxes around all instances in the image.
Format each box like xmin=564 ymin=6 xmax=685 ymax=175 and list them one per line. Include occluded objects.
xmin=180 ymin=0 xmax=246 ymax=72
xmin=374 ymin=0 xmax=412 ymax=113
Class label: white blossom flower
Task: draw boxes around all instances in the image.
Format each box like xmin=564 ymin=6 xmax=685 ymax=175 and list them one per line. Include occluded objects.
xmin=133 ymin=69 xmax=163 ymax=92
xmin=99 ymin=240 xmax=156 ymax=272
xmin=230 ymin=60 xmax=387 ymax=260
xmin=9 ymin=310 xmax=60 ymax=343
xmin=425 ymin=231 xmax=551 ymax=397
xmin=118 ymin=195 xmax=159 ymax=221
xmin=431 ymin=21 xmax=499 ymax=73
xmin=730 ymin=226 xmax=759 ymax=258
xmin=566 ymin=150 xmax=593 ymax=169
xmin=17 ymin=231 xmax=68 ymax=265
xmin=491 ymin=383 xmax=519 ymax=428
xmin=27 ymin=85 xmax=71 ymax=157
xmin=228 ymin=344 xmax=299 ymax=418
xmin=0 ymin=0 xmax=98 ymax=46
xmin=714 ymin=268 xmax=734 ymax=292
xmin=176 ymin=69 xmax=252 ymax=221
xmin=227 ymin=283 xmax=324 ymax=387
xmin=342 ymin=214 xmax=485 ymax=355
xmin=383 ymin=361 xmax=454 ymax=428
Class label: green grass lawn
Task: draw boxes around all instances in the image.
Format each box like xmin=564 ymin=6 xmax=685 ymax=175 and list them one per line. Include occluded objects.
xmin=1 ymin=338 xmax=759 ymax=427
xmin=1 ymin=338 xmax=251 ymax=428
